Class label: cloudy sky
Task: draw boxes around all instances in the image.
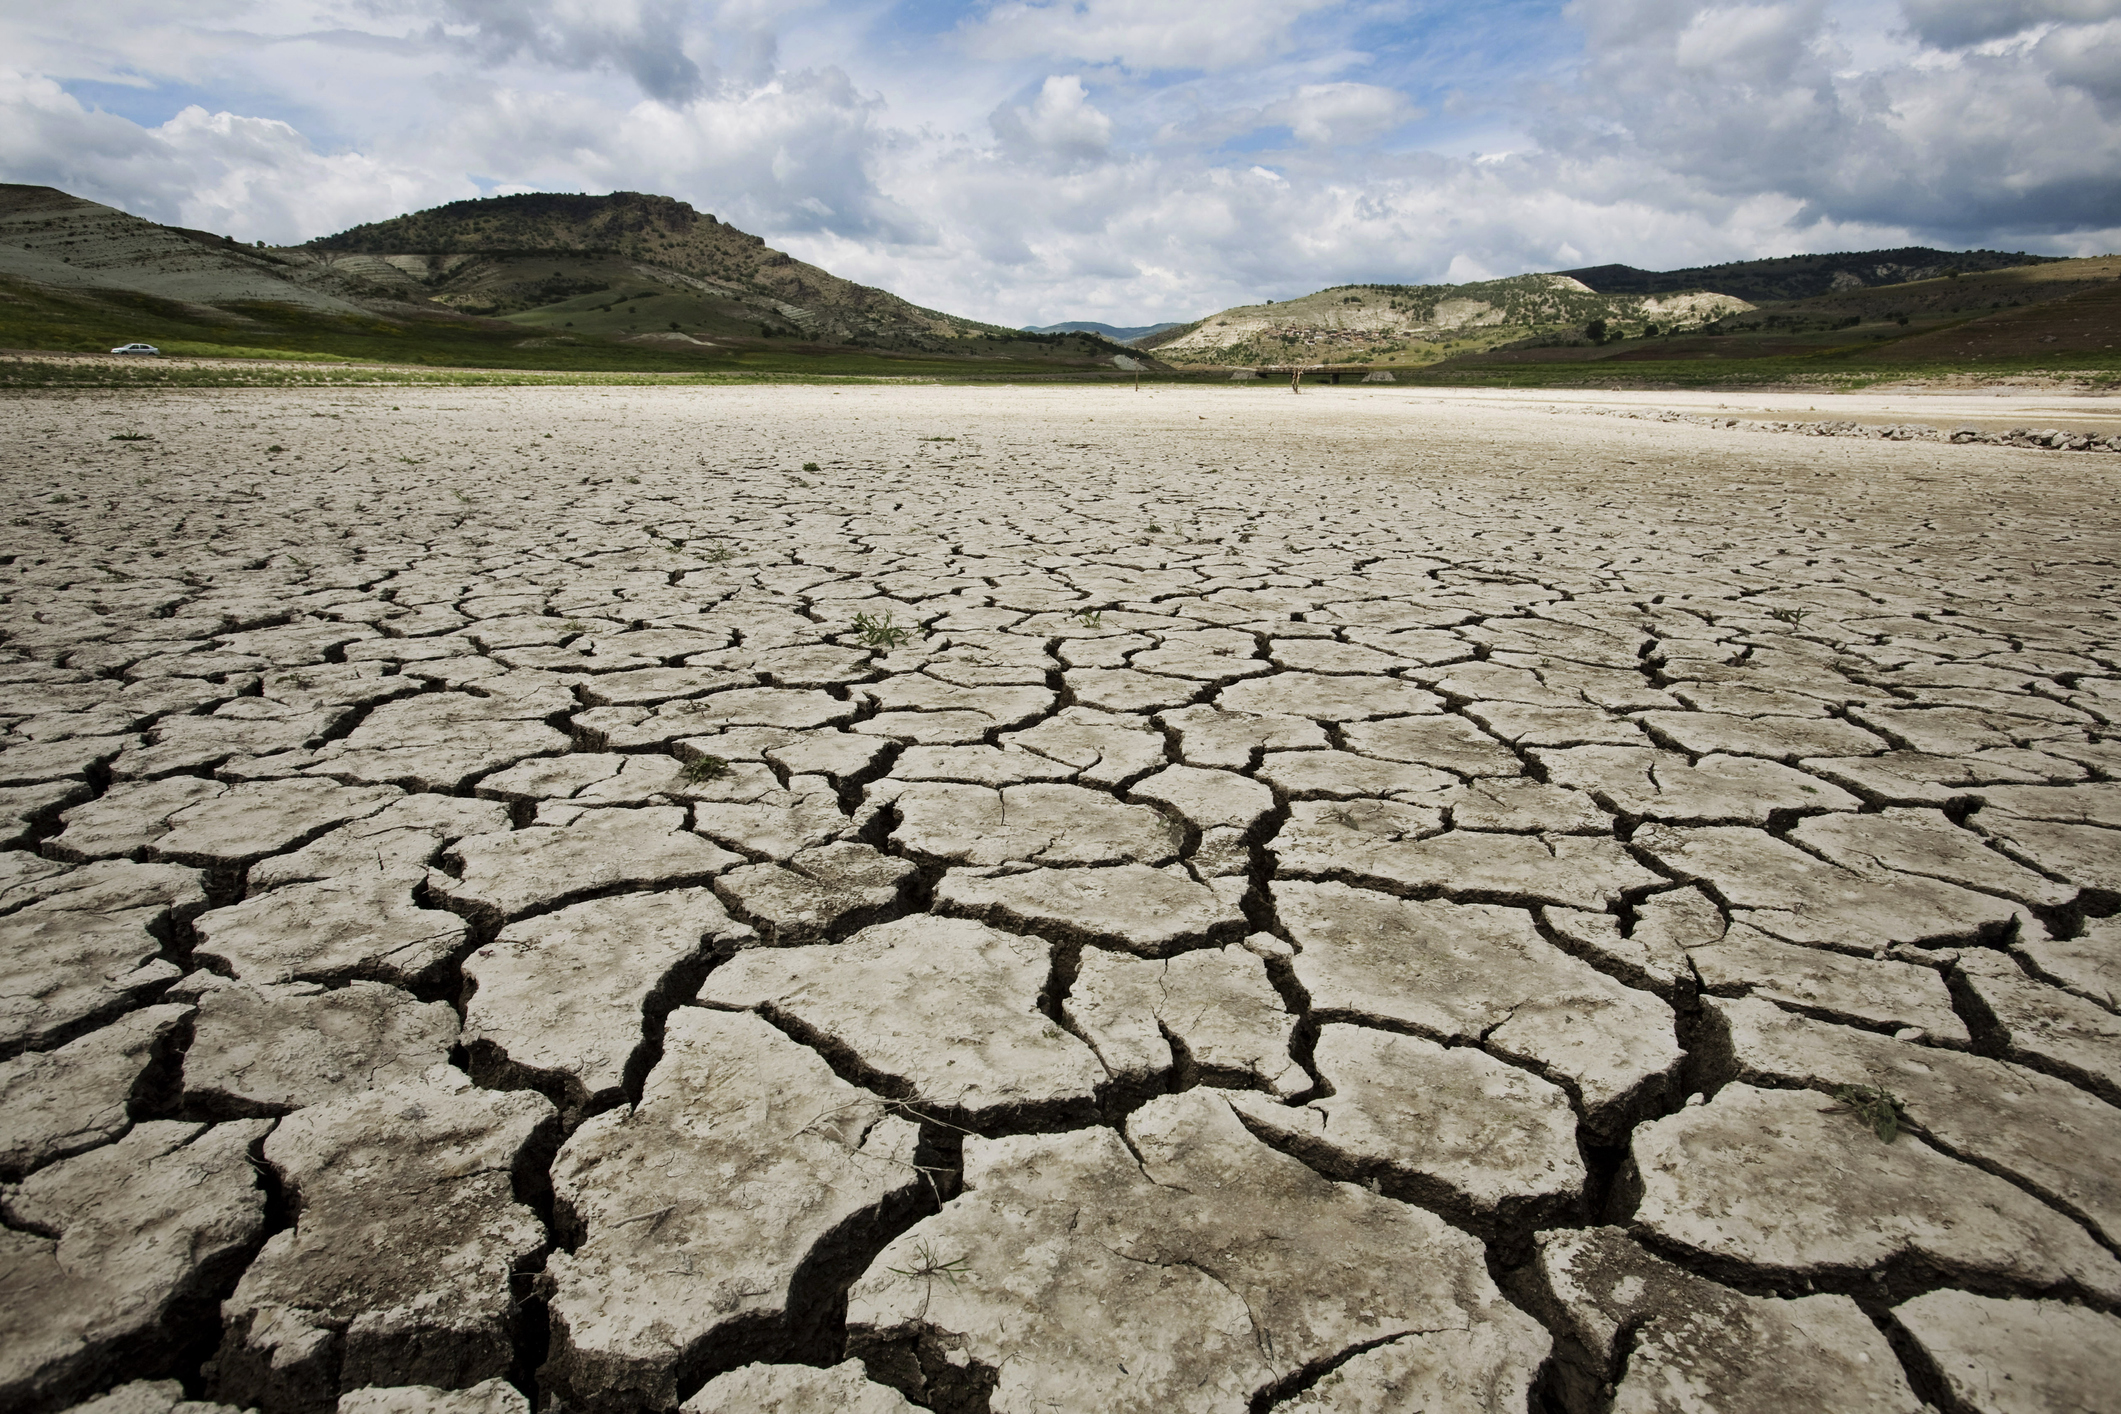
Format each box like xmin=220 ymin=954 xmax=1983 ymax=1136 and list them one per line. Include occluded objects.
xmin=5 ymin=0 xmax=2117 ymax=325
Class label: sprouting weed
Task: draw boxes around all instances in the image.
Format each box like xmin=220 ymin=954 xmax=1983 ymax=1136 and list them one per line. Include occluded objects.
xmin=279 ymin=672 xmax=315 ymax=690
xmin=1072 ymin=609 xmax=1105 ymax=629
xmin=888 ymin=1240 xmax=971 ymax=1287
xmin=266 ymin=444 xmax=285 ymax=454
xmin=452 ymin=489 xmax=476 ymax=504
xmin=109 ymin=433 xmax=152 ymax=442
xmin=1147 ymin=523 xmax=1162 ymax=533
xmin=851 ymin=611 xmax=912 ymax=649
xmin=682 ymin=754 xmax=731 ymax=784
xmin=48 ymin=494 xmax=70 ymax=504
xmin=625 ymin=476 xmax=640 ymax=484
xmin=562 ymin=620 xmax=588 ymax=634
xmin=704 ymin=544 xmax=735 ymax=564
xmin=1766 ymin=607 xmax=1810 ymax=626
xmin=1833 ymin=1081 xmax=1905 ymax=1143
xmin=802 ymin=461 xmax=821 ymax=472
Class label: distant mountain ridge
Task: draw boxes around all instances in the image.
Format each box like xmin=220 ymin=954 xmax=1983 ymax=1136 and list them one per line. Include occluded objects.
xmin=1560 ymin=247 xmax=2062 ymax=304
xmin=1023 ymin=320 xmax=1185 ymax=345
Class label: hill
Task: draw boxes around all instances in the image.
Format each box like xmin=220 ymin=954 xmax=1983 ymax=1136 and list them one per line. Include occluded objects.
xmin=1561 ymin=247 xmax=2063 ymax=304
xmin=1145 ymin=275 xmax=1751 ymax=366
xmin=0 ymin=184 xmax=1135 ymax=373
xmin=1024 ymin=320 xmax=1186 ymax=344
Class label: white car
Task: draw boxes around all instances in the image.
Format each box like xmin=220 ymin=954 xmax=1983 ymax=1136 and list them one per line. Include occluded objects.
xmin=110 ymin=343 xmax=161 ymax=355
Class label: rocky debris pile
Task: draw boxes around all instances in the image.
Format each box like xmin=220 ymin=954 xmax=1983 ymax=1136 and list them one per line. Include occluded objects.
xmin=1950 ymin=426 xmax=2121 ymax=451
xmin=1583 ymin=404 xmax=2121 ymax=451
xmin=2 ymin=385 xmax=2118 ymax=1414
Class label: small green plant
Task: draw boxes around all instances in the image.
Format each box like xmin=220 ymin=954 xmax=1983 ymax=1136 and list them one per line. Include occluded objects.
xmin=704 ymin=544 xmax=735 ymax=564
xmin=278 ymin=671 xmax=315 ymax=690
xmin=562 ymin=620 xmax=588 ymax=634
xmin=109 ymin=433 xmax=151 ymax=441
xmin=1146 ymin=523 xmax=1162 ymax=533
xmin=452 ymin=489 xmax=476 ymax=503
xmin=625 ymin=475 xmax=640 ymax=484
xmin=851 ymin=611 xmax=912 ymax=649
xmin=682 ymin=753 xmax=731 ymax=783
xmin=266 ymin=444 xmax=284 ymax=454
xmin=1765 ymin=607 xmax=1810 ymax=626
xmin=47 ymin=494 xmax=69 ymax=504
xmin=1833 ymin=1081 xmax=1905 ymax=1142
xmin=1072 ymin=609 xmax=1104 ymax=629
xmin=802 ymin=461 xmax=820 ymax=472
xmin=919 ymin=436 xmax=957 ymax=443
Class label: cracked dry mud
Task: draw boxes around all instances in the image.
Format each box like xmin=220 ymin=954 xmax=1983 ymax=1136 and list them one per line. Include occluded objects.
xmin=1 ymin=382 xmax=2118 ymax=1414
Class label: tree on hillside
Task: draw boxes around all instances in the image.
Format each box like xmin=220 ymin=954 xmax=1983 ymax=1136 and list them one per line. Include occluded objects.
xmin=1585 ymin=319 xmax=1608 ymax=344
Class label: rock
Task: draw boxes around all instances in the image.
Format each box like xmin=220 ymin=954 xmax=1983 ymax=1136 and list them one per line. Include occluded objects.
xmin=698 ymin=915 xmax=1102 ymax=1130
xmin=192 ymin=876 xmax=471 ymax=992
xmin=1639 ymin=710 xmax=1887 ymax=761
xmin=1689 ymin=922 xmax=1970 ymax=1043
xmin=714 ymin=843 xmax=914 ymax=944
xmin=1065 ymin=945 xmax=1302 ymax=1099
xmin=887 ymin=745 xmax=1074 ymax=787
xmin=681 ymin=1361 xmax=917 ymax=1414
xmin=474 ymin=753 xmax=629 ymax=804
xmin=1892 ymin=1289 xmax=2121 ymax=1414
xmin=1227 ymin=1025 xmax=1582 ymax=1229
xmin=1158 ymin=706 xmax=1327 ymax=770
xmin=0 ymin=903 xmax=182 ymax=1057
xmin=178 ymin=977 xmax=458 ymax=1117
xmin=1216 ymin=671 xmax=1441 ymax=721
xmin=213 ymin=1071 xmax=556 ymax=1414
xmin=45 ymin=777 xmax=226 ymax=863
xmin=247 ymin=795 xmax=511 ymax=890
xmin=54 ymin=1378 xmax=243 ymax=1414
xmin=1273 ymin=816 xmax=1660 ymax=912
xmin=462 ymin=888 xmax=750 ymax=1118
xmin=934 ymin=863 xmax=1242 ymax=956
xmin=1270 ymin=1328 xmax=1544 ymax=1414
xmin=1273 ymin=880 xmax=1679 ymax=1135
xmin=1255 ymin=750 xmax=1455 ymax=801
xmin=999 ymin=707 xmax=1167 ymax=787
xmin=1446 ymin=778 xmax=1609 ymax=833
xmin=1339 ymin=714 xmax=1523 ymax=777
xmin=888 ymin=783 xmax=1180 ymax=868
xmin=304 ymin=695 xmax=571 ymax=792
xmin=1534 ymin=745 xmax=1861 ymax=824
xmin=846 ymin=1090 xmax=1548 ymax=1414
xmin=540 ymin=1010 xmax=924 ymax=1413
xmin=436 ymin=808 xmax=742 ymax=925
xmin=2016 ymin=916 xmax=2121 ymax=1010
xmin=690 ymin=775 xmax=850 ymax=861
xmin=1127 ymin=765 xmax=1274 ymax=836
xmin=0 ymin=779 xmax=92 ymax=848
xmin=148 ymin=780 xmax=402 ymax=869
xmin=1624 ymin=1083 xmax=2121 ymax=1302
xmin=1701 ymin=995 xmax=2121 ymax=1250
xmin=0 ymin=1004 xmax=190 ymax=1179
xmin=1463 ymin=702 xmax=1643 ymax=748
xmin=1 ymin=1119 xmax=272 ymax=1414
xmin=1955 ymin=950 xmax=2121 ymax=1105
xmin=1526 ymin=1226 xmax=1921 ymax=1414
xmin=1790 ymin=808 xmax=2077 ymax=910
xmin=334 ymin=1380 xmax=528 ymax=1414
xmin=1062 ymin=669 xmax=1205 ymax=714
xmin=1803 ymin=751 xmax=2051 ymax=807
xmin=1635 ymin=824 xmax=2024 ymax=953
xmin=1970 ymin=814 xmax=2121 ymax=894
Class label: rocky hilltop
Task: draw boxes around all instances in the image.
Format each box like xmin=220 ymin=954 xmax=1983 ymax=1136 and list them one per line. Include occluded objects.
xmin=1147 ymin=275 xmax=1751 ymax=366
xmin=293 ymin=191 xmax=1022 ymax=350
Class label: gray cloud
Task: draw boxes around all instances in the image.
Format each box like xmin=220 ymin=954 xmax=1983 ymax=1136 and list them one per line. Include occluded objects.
xmin=428 ymin=0 xmax=711 ymax=104
xmin=1900 ymin=0 xmax=2120 ymax=49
